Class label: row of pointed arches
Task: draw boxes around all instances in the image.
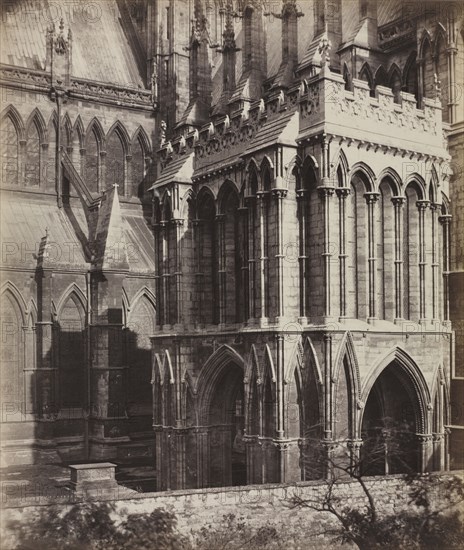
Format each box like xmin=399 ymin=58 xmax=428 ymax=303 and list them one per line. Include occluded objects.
xmin=349 ymin=53 xmax=418 ymax=105
xmin=351 ymin=24 xmax=458 ymax=121
xmin=0 ymin=106 xmax=152 ymax=197
xmin=0 ymin=281 xmax=156 ymax=437
xmin=301 ymin=154 xmax=450 ymax=322
xmin=154 ymin=152 xmax=450 ymax=326
xmin=153 ymin=338 xmax=448 ymax=488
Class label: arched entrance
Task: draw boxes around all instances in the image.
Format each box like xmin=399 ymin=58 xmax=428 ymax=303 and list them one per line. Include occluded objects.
xmin=206 ymin=362 xmax=245 ymax=487
xmin=361 ymin=361 xmax=422 ymax=475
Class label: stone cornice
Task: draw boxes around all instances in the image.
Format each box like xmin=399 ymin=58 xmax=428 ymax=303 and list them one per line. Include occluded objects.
xmin=0 ymin=63 xmax=152 ymax=109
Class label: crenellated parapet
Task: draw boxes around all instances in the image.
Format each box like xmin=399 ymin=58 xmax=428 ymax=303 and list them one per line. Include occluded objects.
xmin=298 ymin=69 xmax=447 ymax=157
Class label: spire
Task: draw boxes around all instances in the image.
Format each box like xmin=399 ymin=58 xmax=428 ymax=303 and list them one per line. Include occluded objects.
xmin=177 ymin=0 xmax=213 ymax=129
xmin=45 ymin=17 xmax=72 ymax=88
xmin=272 ymin=0 xmax=303 ymax=89
xmin=213 ymin=0 xmax=239 ymax=116
xmin=92 ymin=185 xmax=129 ymax=272
xmin=298 ymin=0 xmax=341 ymax=76
xmin=229 ymin=0 xmax=267 ymax=109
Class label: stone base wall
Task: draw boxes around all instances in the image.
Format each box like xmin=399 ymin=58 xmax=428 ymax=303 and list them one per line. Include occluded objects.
xmin=2 ymin=473 xmax=463 ymax=548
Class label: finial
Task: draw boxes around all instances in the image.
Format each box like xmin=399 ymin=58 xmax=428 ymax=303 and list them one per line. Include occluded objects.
xmin=318 ymin=36 xmax=332 ymax=67
xmin=160 ymin=120 xmax=167 ymax=144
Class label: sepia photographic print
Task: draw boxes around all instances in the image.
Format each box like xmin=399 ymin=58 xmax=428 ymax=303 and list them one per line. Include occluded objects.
xmin=0 ymin=0 xmax=463 ymax=548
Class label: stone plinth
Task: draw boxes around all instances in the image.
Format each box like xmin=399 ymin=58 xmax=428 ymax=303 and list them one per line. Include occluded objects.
xmin=69 ymin=463 xmax=119 ymax=493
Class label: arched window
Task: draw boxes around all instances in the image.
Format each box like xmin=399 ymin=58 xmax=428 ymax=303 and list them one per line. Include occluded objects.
xmin=197 ymin=191 xmax=217 ymax=325
xmin=301 ymin=161 xmax=320 ymax=319
xmin=389 ymin=65 xmax=402 ymax=103
xmin=404 ymin=183 xmax=422 ymax=321
xmin=1 ymin=116 xmax=19 ymax=186
xmin=131 ymin=136 xmax=145 ymax=197
xmin=25 ymin=120 xmax=41 ymax=187
xmin=127 ymin=294 xmax=156 ymax=430
xmin=346 ymin=172 xmax=370 ymax=319
xmin=218 ymin=183 xmax=240 ymax=324
xmin=374 ymin=66 xmax=388 ymax=89
xmin=262 ymin=167 xmax=272 ymax=318
xmin=85 ymin=128 xmax=100 ymax=193
xmin=1 ymin=291 xmax=24 ymax=408
xmin=46 ymin=120 xmax=57 ymax=192
xmin=359 ymin=63 xmax=374 ymax=97
xmin=404 ymin=52 xmax=419 ymax=104
xmin=246 ymin=167 xmax=259 ymax=320
xmin=58 ymin=294 xmax=86 ymax=409
xmin=106 ymin=130 xmax=125 ymax=194
xmin=378 ymin=179 xmax=395 ymax=320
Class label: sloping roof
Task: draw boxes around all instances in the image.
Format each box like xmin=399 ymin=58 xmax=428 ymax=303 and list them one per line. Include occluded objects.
xmin=0 ymin=191 xmax=154 ymax=273
xmin=0 ymin=192 xmax=88 ymax=270
xmin=150 ymin=153 xmax=194 ymax=189
xmin=245 ymin=110 xmax=299 ymax=155
xmin=123 ymin=213 xmax=156 ymax=274
xmin=0 ymin=0 xmax=144 ymax=87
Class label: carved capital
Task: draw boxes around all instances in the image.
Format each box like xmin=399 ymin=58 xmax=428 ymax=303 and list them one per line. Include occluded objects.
xmin=336 ymin=187 xmax=351 ymax=198
xmin=364 ymin=192 xmax=380 ymax=204
xmin=439 ymin=214 xmax=452 ymax=226
xmin=416 ymin=433 xmax=433 ymax=444
xmin=416 ymin=200 xmax=430 ymax=211
xmin=391 ymin=196 xmax=406 ymax=207
xmin=272 ymin=188 xmax=288 ymax=199
xmin=170 ymin=218 xmax=184 ymax=227
xmin=317 ymin=186 xmax=335 ymax=199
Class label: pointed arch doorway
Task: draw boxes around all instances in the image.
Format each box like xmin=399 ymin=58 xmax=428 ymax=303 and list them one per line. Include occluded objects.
xmin=361 ymin=360 xmax=425 ymax=475
xmin=207 ymin=362 xmax=245 ymax=487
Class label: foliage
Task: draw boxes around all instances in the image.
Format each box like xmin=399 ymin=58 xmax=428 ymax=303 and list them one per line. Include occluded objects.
xmin=9 ymin=501 xmax=191 ymax=550
xmin=193 ymin=513 xmax=284 ymax=550
xmin=292 ymin=432 xmax=464 ymax=550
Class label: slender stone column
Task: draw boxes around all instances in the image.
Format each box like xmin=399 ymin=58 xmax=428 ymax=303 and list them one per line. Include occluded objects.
xmin=215 ymin=213 xmax=226 ymax=324
xmin=323 ymin=333 xmax=333 ymax=441
xmin=318 ymin=187 xmax=335 ymax=321
xmin=238 ymin=205 xmax=249 ymax=322
xmin=276 ymin=334 xmax=285 ymax=441
xmin=417 ymin=200 xmax=430 ymax=322
xmin=160 ymin=221 xmax=169 ymax=326
xmin=296 ymin=189 xmax=308 ymax=321
xmin=246 ymin=198 xmax=257 ymax=321
xmin=365 ymin=192 xmax=380 ymax=321
xmin=391 ymin=196 xmax=405 ymax=321
xmin=430 ymin=203 xmax=440 ymax=321
xmin=417 ymin=433 xmax=433 ymax=473
xmin=171 ymin=218 xmax=184 ymax=326
xmin=336 ymin=188 xmax=350 ymax=319
xmin=99 ymin=150 xmax=107 ymax=193
xmin=439 ymin=214 xmax=452 ymax=321
xmin=273 ymin=189 xmax=288 ymax=320
xmin=257 ymin=192 xmax=267 ymax=321
xmin=192 ymin=219 xmax=202 ymax=326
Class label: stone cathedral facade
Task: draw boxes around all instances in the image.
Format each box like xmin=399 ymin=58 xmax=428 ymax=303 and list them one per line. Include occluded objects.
xmin=0 ymin=0 xmax=463 ymax=489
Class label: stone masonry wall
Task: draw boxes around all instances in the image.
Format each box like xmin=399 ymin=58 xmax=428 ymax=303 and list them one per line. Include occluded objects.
xmin=1 ymin=473 xmax=463 ymax=549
